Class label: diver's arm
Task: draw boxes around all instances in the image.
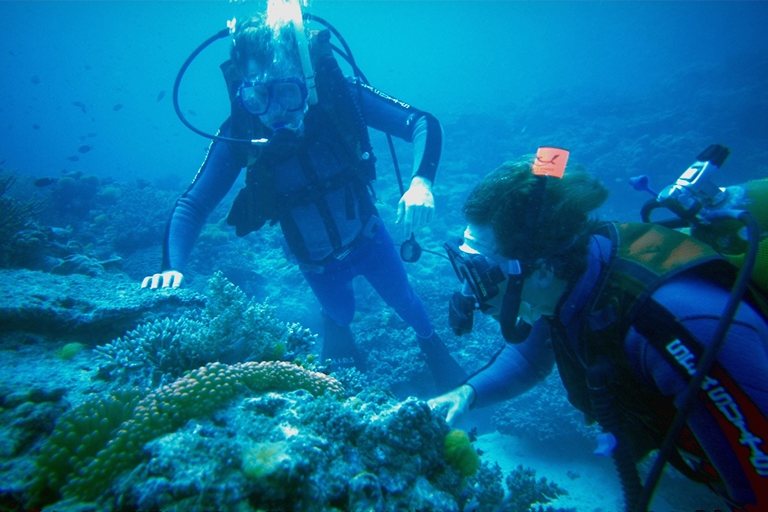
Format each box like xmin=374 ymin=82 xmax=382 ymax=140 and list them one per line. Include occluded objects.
xmin=351 ymin=78 xmax=441 ymax=182
xmin=407 ymin=113 xmax=441 ymax=183
xmin=350 ymin=78 xmax=442 ymax=235
xmin=466 ymin=319 xmax=556 ymax=409
xmin=626 ymin=275 xmax=768 ymax=506
xmin=429 ymin=320 xmax=554 ymax=425
xmin=161 ymin=118 xmax=247 ymax=272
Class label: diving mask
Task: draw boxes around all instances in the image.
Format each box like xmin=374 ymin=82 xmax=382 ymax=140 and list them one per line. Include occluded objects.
xmin=444 ymin=237 xmax=532 ymax=342
xmin=443 ymin=240 xmax=521 ymax=312
xmin=239 ymin=77 xmax=308 ymax=116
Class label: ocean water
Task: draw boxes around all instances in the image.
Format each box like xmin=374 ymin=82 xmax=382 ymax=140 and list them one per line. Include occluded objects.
xmin=1 ymin=0 xmax=766 ymax=199
xmin=1 ymin=2 xmax=767 ymax=510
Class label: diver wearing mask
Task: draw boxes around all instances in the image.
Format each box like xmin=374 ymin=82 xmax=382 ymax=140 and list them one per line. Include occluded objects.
xmin=142 ymin=6 xmax=465 ymax=392
xmin=430 ymin=152 xmax=768 ymax=511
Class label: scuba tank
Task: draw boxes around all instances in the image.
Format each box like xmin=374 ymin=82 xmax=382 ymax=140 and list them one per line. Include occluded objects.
xmin=633 ymin=144 xmax=768 ymax=294
xmin=629 ymin=144 xmax=765 ymax=511
xmin=688 ymin=178 xmax=768 ymax=294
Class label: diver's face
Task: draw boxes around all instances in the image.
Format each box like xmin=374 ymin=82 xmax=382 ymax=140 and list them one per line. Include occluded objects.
xmin=242 ymin=59 xmax=307 ymax=131
xmin=459 ymin=223 xmax=542 ymax=323
xmin=458 ymin=224 xmax=510 ymax=318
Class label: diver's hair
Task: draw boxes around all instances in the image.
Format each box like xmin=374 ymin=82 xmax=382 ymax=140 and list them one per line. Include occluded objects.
xmin=463 ymin=158 xmax=609 ymax=281
xmin=230 ymin=14 xmax=301 ymax=78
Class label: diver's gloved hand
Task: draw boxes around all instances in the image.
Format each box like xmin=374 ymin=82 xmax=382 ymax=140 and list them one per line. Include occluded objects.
xmin=427 ymin=384 xmax=475 ymax=426
xmin=397 ymin=175 xmax=435 ymax=238
xmin=141 ymin=270 xmax=184 ymax=289
xmin=449 ymin=291 xmax=475 ymax=336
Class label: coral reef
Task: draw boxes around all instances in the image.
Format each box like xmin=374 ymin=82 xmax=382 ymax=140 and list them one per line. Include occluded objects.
xmin=0 ymin=175 xmax=42 ymax=269
xmin=504 ymin=464 xmax=573 ymax=512
xmin=110 ymin=394 xmax=501 ymax=511
xmin=493 ymin=371 xmax=598 ymax=445
xmin=95 ymin=272 xmax=317 ymax=387
xmin=0 ymin=268 xmax=204 ymax=342
xmin=28 ymin=360 xmax=343 ymax=507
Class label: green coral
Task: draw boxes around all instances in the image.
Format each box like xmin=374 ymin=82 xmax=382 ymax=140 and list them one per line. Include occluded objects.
xmin=443 ymin=429 xmax=480 ymax=477
xmin=241 ymin=440 xmax=292 ymax=480
xmin=28 ymin=390 xmax=141 ymax=506
xmin=95 ymin=272 xmax=317 ymax=387
xmin=56 ymin=342 xmax=86 ymax=360
xmin=29 ymin=360 xmax=342 ymax=506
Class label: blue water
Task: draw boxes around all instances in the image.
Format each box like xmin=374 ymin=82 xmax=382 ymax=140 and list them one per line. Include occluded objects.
xmin=1 ymin=0 xmax=766 ymax=200
xmin=1 ymin=3 xmax=766 ymax=509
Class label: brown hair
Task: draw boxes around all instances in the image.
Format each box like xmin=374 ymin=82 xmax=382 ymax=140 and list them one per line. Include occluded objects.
xmin=230 ymin=15 xmax=301 ymax=78
xmin=463 ymin=158 xmax=608 ymax=280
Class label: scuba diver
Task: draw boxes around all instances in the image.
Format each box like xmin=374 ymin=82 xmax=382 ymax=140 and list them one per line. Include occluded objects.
xmin=141 ymin=3 xmax=466 ymax=392
xmin=429 ymin=147 xmax=768 ymax=511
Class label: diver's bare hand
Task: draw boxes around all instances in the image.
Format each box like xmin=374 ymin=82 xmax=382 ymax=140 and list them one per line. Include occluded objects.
xmin=141 ymin=270 xmax=184 ymax=290
xmin=396 ymin=175 xmax=435 ymax=238
xmin=427 ymin=384 xmax=475 ymax=426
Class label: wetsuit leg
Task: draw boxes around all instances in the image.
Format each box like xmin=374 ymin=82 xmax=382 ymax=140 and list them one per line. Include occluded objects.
xmin=358 ymin=226 xmax=466 ymax=390
xmin=302 ymin=263 xmax=365 ymax=370
xmin=357 ymin=226 xmax=433 ymax=335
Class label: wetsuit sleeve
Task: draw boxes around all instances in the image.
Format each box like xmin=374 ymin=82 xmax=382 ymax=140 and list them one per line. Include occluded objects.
xmin=625 ymin=274 xmax=768 ymax=508
xmin=349 ymin=78 xmax=442 ymax=183
xmin=162 ymin=118 xmax=247 ymax=271
xmin=466 ymin=319 xmax=556 ymax=409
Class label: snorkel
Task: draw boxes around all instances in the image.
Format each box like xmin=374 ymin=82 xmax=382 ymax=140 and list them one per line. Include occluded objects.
xmin=267 ymin=0 xmax=318 ymax=107
xmin=172 ymin=0 xmax=318 ymax=145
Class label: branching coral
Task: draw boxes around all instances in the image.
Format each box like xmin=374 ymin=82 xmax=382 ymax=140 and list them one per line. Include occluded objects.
xmin=95 ymin=272 xmax=317 ymax=387
xmin=504 ymin=464 xmax=571 ymax=512
xmin=29 ymin=360 xmax=342 ymax=507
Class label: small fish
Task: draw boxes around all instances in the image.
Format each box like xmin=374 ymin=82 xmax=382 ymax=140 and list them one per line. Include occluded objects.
xmin=113 ymin=103 xmax=123 ymax=111
xmin=31 ymin=75 xmax=41 ymax=85
xmin=78 ymin=144 xmax=92 ymax=154
xmin=66 ymin=155 xmax=80 ymax=162
xmin=156 ymin=90 xmax=166 ymax=102
xmin=72 ymin=101 xmax=87 ymax=113
xmin=187 ymin=109 xmax=197 ymax=117
xmin=32 ymin=123 xmax=40 ymax=130
xmin=34 ymin=177 xmax=58 ymax=187
xmin=62 ymin=170 xmax=83 ymax=179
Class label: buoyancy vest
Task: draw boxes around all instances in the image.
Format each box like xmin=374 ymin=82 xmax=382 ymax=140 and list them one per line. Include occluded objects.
xmin=550 ymin=222 xmax=761 ymax=476
xmin=224 ymin=29 xmax=377 ymax=245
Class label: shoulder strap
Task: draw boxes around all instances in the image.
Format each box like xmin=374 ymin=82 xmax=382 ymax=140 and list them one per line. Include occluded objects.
xmin=309 ymin=29 xmax=376 ymax=182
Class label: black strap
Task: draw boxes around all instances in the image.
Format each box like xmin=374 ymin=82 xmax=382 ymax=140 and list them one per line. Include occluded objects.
xmin=296 ymin=148 xmax=343 ymax=252
xmin=633 ymin=298 xmax=712 ymax=382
